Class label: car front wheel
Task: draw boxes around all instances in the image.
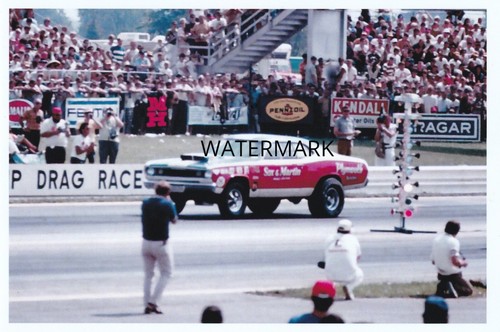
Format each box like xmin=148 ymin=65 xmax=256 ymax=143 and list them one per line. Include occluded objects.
xmin=218 ymin=182 xmax=248 ymax=218
xmin=308 ymin=178 xmax=344 ymax=218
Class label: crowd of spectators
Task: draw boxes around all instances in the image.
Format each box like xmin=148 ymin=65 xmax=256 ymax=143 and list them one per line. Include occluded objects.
xmin=9 ymin=9 xmax=487 ymax=139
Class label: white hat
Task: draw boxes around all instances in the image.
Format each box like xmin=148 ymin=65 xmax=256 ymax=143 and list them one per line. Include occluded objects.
xmin=338 ymin=219 xmax=352 ymax=232
xmin=443 ymin=28 xmax=451 ymax=34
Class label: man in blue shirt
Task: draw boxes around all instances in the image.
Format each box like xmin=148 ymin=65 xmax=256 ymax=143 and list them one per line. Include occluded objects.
xmin=289 ymin=280 xmax=342 ymax=323
xmin=141 ymin=180 xmax=178 ymax=314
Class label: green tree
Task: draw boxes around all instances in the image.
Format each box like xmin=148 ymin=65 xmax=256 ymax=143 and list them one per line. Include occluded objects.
xmin=35 ymin=9 xmax=73 ymax=30
xmin=78 ymin=9 xmax=152 ymax=39
xmin=143 ymin=9 xmax=187 ymax=35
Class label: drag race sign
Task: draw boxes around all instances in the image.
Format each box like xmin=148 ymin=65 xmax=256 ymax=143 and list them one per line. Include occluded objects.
xmin=9 ymin=164 xmax=150 ymax=196
xmin=9 ymin=99 xmax=33 ymax=129
xmin=331 ymin=98 xmax=390 ymax=128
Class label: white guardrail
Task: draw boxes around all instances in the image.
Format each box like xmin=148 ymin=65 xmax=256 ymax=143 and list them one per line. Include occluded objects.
xmin=8 ymin=164 xmax=486 ymax=200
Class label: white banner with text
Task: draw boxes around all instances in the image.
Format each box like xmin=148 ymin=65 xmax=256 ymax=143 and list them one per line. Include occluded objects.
xmin=9 ymin=164 xmax=150 ymax=197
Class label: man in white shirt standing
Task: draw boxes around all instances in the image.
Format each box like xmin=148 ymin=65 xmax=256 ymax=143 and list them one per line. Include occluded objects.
xmin=40 ymin=107 xmax=70 ymax=163
xmin=320 ymin=219 xmax=363 ymax=300
xmin=431 ymin=220 xmax=473 ymax=298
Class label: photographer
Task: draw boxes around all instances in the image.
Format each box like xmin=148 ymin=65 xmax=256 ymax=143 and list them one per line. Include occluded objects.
xmin=98 ymin=108 xmax=123 ymax=164
xmin=19 ymin=97 xmax=44 ymax=150
xmin=76 ymin=109 xmax=102 ymax=163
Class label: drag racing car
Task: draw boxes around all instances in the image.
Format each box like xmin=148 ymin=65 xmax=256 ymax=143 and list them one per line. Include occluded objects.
xmin=144 ymin=134 xmax=368 ymax=218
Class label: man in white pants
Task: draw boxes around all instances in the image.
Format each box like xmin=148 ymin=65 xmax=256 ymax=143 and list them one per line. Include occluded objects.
xmin=141 ymin=181 xmax=178 ymax=314
xmin=323 ymin=219 xmax=363 ymax=300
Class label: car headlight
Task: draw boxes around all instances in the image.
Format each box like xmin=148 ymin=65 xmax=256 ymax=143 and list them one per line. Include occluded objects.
xmin=204 ymin=170 xmax=212 ymax=178
xmin=145 ymin=167 xmax=155 ymax=176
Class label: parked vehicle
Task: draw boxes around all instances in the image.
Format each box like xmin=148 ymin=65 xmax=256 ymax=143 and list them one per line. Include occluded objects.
xmin=255 ymin=43 xmax=302 ymax=83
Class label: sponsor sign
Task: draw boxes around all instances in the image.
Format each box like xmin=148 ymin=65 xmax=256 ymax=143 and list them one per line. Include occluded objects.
xmin=9 ymin=164 xmax=150 ymax=197
xmin=188 ymin=105 xmax=248 ymax=126
xmin=65 ymin=98 xmax=120 ymax=128
xmin=146 ymin=94 xmax=168 ymax=129
xmin=259 ymin=96 xmax=315 ymax=124
xmin=9 ymin=99 xmax=34 ymax=129
xmin=398 ymin=114 xmax=481 ymax=142
xmin=331 ymin=98 xmax=390 ymax=128
xmin=265 ymin=98 xmax=309 ymax=122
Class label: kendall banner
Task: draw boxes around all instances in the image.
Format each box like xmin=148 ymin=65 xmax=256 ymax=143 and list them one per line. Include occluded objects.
xmin=331 ymin=98 xmax=390 ymax=128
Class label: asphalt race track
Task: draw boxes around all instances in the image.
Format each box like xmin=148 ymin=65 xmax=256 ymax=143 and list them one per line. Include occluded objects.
xmin=9 ymin=196 xmax=487 ymax=324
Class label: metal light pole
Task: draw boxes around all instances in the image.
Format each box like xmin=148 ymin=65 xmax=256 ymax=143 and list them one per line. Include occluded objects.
xmin=371 ymin=93 xmax=435 ymax=234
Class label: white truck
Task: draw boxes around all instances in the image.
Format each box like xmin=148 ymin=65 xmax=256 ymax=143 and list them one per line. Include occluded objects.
xmin=255 ymin=43 xmax=301 ymax=83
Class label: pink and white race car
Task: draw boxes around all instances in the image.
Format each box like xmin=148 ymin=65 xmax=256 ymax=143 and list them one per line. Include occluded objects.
xmin=144 ymin=134 xmax=368 ymax=218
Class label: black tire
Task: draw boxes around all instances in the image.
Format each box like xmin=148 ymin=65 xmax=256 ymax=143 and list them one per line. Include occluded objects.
xmin=247 ymin=198 xmax=280 ymax=216
xmin=218 ymin=181 xmax=248 ymax=218
xmin=170 ymin=193 xmax=186 ymax=214
xmin=308 ymin=178 xmax=344 ymax=218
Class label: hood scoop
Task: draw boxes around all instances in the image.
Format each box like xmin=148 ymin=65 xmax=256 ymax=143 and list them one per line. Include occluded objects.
xmin=180 ymin=153 xmax=209 ymax=163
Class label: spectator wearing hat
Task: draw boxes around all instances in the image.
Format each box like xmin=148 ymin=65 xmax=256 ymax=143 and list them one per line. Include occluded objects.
xmin=40 ymin=107 xmax=70 ymax=163
xmin=288 ymin=280 xmax=341 ymax=323
xmin=333 ymin=105 xmax=361 ymax=156
xmin=423 ymin=296 xmax=448 ymax=323
xmin=319 ymin=219 xmax=363 ymax=300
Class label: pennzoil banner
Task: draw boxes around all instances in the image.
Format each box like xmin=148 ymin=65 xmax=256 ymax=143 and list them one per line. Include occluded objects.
xmin=259 ymin=96 xmax=315 ymax=124
xmin=330 ymin=98 xmax=390 ymax=128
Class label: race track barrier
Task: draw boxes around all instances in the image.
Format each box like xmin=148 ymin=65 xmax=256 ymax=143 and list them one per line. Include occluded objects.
xmin=9 ymin=164 xmax=486 ymax=200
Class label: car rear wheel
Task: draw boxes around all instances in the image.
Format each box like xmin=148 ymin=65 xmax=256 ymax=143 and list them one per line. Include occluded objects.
xmin=218 ymin=182 xmax=248 ymax=218
xmin=308 ymin=178 xmax=344 ymax=218
xmin=171 ymin=193 xmax=186 ymax=214
xmin=247 ymin=198 xmax=281 ymax=216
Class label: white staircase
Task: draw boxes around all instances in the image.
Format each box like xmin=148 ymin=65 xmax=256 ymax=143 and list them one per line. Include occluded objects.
xmin=204 ymin=9 xmax=309 ymax=74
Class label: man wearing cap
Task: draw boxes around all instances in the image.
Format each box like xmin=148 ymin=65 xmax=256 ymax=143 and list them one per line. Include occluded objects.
xmin=423 ymin=295 xmax=448 ymax=323
xmin=321 ymin=219 xmax=363 ymax=300
xmin=333 ymin=106 xmax=361 ymax=156
xmin=288 ymin=280 xmax=342 ymax=323
xmin=40 ymin=107 xmax=71 ymax=163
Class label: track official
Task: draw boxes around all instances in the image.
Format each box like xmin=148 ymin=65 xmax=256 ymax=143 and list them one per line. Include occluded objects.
xmin=141 ymin=180 xmax=178 ymax=314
